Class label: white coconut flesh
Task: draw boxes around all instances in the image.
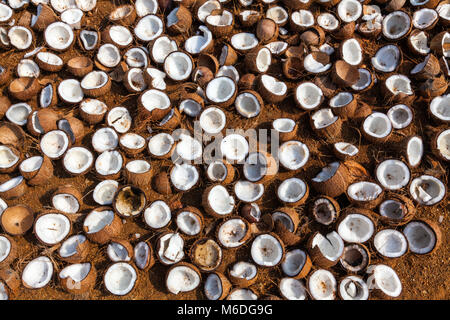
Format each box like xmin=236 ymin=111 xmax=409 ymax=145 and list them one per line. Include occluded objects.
xmin=409 ymin=175 xmax=445 ymax=205
xmin=50 ymin=0 xmax=76 ymax=12
xmin=430 ymin=95 xmax=450 ymax=122
xmin=97 ymin=44 xmax=121 ymax=68
xmin=0 ymin=282 xmax=7 ymax=300
xmin=251 ymin=234 xmax=283 ymax=267
xmin=411 ymin=54 xmax=435 ymax=76
xmin=337 ymin=0 xmax=362 ymax=22
xmin=63 ymin=147 xmax=93 ymax=175
xmin=374 ymin=229 xmax=408 ymax=258
xmin=6 ymin=103 xmax=32 ymax=126
xmin=184 ymin=26 xmax=213 ymax=54
xmin=363 ymin=112 xmax=392 ymax=138
xmin=140 ymin=89 xmax=170 ymax=114
xmin=125 ymin=68 xmax=147 ymax=92
xmin=22 ymin=256 xmax=53 ymax=289
xmin=179 ymin=98 xmax=201 ymax=117
xmin=134 ymin=14 xmax=163 ymax=42
xmin=199 ymin=107 xmax=226 ymax=134
xmin=272 ymin=211 xmax=295 ymax=232
xmin=329 ymin=92 xmax=353 ymax=111
xmin=80 ymin=100 xmax=106 ymax=119
xmin=230 ymin=261 xmax=257 ymax=280
xmin=280 ymin=278 xmax=307 ymax=300
xmin=206 ymin=161 xmax=228 ymax=182
xmin=303 ymin=53 xmax=332 ymax=73
xmin=403 ymin=221 xmax=437 ymax=254
xmin=124 ymin=48 xmax=148 ymax=68
xmin=348 ymin=181 xmax=383 ymax=202
xmin=0 ymin=176 xmax=24 ymax=193
xmin=382 ymin=11 xmax=411 ymax=39
xmin=243 ymin=152 xmax=271 ymax=182
xmin=436 ymin=130 xmax=450 ymax=160
xmin=61 ymin=8 xmax=83 ymax=29
xmin=311 ymin=231 xmax=344 ymax=262
xmin=220 ymin=134 xmax=249 ymax=163
xmin=312 ymin=109 xmax=339 ymax=130
xmin=79 ymin=30 xmax=98 ymax=50
xmin=59 ymin=234 xmax=87 ymax=258
xmin=19 ymin=156 xmax=43 ymax=175
xmin=37 ymin=53 xmax=63 ymax=72
xmin=40 ymin=84 xmax=55 ymax=108
xmin=40 ymin=130 xmax=69 ymax=159
xmin=376 ymin=159 xmax=410 ymax=190
xmin=151 ymin=37 xmax=177 ymax=65
xmin=126 ymin=160 xmax=150 ymax=175
xmin=120 ymin=133 xmax=145 ymax=152
xmin=8 ymin=26 xmax=33 ymax=50
xmin=261 ymin=74 xmax=287 ymax=97
xmin=170 ymin=163 xmax=199 ymax=191
xmin=176 ymin=211 xmax=201 ymax=236
xmin=59 ymin=263 xmax=91 ymax=283
xmin=81 ymin=71 xmax=109 ymax=90
xmin=197 ymin=0 xmax=221 ymax=22
xmin=308 ymin=269 xmax=336 ymax=300
xmin=291 ymin=10 xmax=314 ymax=28
xmin=230 ymin=32 xmax=258 ymax=51
xmin=335 ymin=142 xmax=358 ymax=157
xmin=0 ymin=28 xmax=8 ymax=48
xmin=387 ymin=105 xmax=413 ymax=129
xmin=352 ymin=68 xmax=372 ymax=91
xmin=135 ymin=0 xmax=158 ymax=17
xmin=234 ymin=180 xmax=263 ymax=203
xmin=144 ymin=201 xmax=171 ymax=229
xmin=206 ymin=10 xmax=233 ymax=27
xmin=52 ymin=192 xmax=80 ymax=214
xmin=277 ymin=178 xmax=307 ymax=204
xmin=366 ymin=264 xmax=402 ymax=297
xmin=158 ymin=233 xmax=184 ymax=264
xmin=204 ymin=273 xmax=223 ymax=300
xmin=379 ymin=199 xmax=406 ymax=221
xmin=207 ymin=185 xmax=235 ymax=215
xmin=437 ymin=2 xmax=450 ymax=21
xmin=341 ymin=39 xmax=362 ymax=66
xmin=17 ymin=59 xmax=40 ymax=78
xmin=228 ymin=288 xmax=257 ymax=300
xmin=279 ymin=141 xmax=310 ymax=170
xmin=216 ymin=65 xmax=240 ymax=83
xmin=145 ymin=68 xmax=166 ymax=91
xmin=236 ymin=92 xmax=263 ymax=118
xmin=166 ymin=265 xmax=200 ymax=295
xmin=205 ymin=77 xmax=236 ymax=104
xmin=93 ymin=180 xmax=118 ymax=205
xmin=0 ymin=4 xmax=12 ymax=22
xmin=317 ymin=13 xmax=339 ymax=31
xmin=0 ymin=199 xmax=6 ymax=218
xmin=107 ymin=107 xmax=132 ymax=133
xmin=338 ymin=213 xmax=375 ymax=243
xmin=339 ymin=276 xmax=369 ymax=300
xmin=239 ymin=10 xmax=258 ymax=23
xmin=58 ymin=79 xmax=84 ymax=103
xmin=0 ymin=235 xmax=11 ymax=263
xmin=164 ymin=52 xmax=192 ymax=81
xmin=217 ymin=218 xmax=248 ymax=247
xmin=273 ymin=118 xmax=295 ymax=134
xmin=107 ymin=242 xmax=131 ymax=262
xmin=134 ymin=241 xmax=150 ymax=269
xmin=409 ymin=31 xmax=430 ymax=55
xmin=265 ymin=41 xmax=288 ymax=55
xmin=84 ymin=209 xmax=115 ymax=234
xmin=45 ymin=22 xmax=74 ymax=50
xmin=107 ymin=26 xmax=132 ymax=47
xmin=406 ymin=136 xmax=423 ymax=167
xmin=371 ymin=45 xmax=400 ymax=72
xmin=413 ymin=9 xmax=438 ymax=30
xmin=296 ymin=82 xmax=323 ymax=110
xmin=95 ymin=151 xmax=123 ymax=176
xmin=175 ymin=134 xmax=202 ymax=162
xmin=281 ymin=249 xmax=307 ymax=277
xmin=266 ymin=6 xmax=288 ymax=24
xmin=92 ymin=128 xmax=118 ymax=153
xmin=104 ymin=263 xmax=137 ymax=296
xmin=148 ymin=133 xmax=174 ymax=157
xmin=0 ymin=146 xmax=19 ymax=170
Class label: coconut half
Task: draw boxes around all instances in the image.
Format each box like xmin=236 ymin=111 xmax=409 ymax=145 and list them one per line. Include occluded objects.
xmin=63 ymin=147 xmax=93 ymax=175
xmin=339 ymin=276 xmax=369 ymax=300
xmin=59 ymin=234 xmax=88 ymax=262
xmin=295 ymin=82 xmax=323 ymax=110
xmin=6 ymin=103 xmax=32 ymax=126
xmin=134 ymin=14 xmax=163 ymax=42
xmin=45 ymin=22 xmax=74 ymax=51
xmin=220 ymin=134 xmax=249 ymax=163
xmin=40 ymin=130 xmax=69 ymax=159
xmin=374 ymin=229 xmax=408 ymax=258
xmin=340 ymin=243 xmax=370 ymax=273
xmin=203 ymin=185 xmax=235 ymax=216
xmin=251 ymin=234 xmax=283 ymax=267
xmin=143 ymin=201 xmax=171 ymax=229
xmin=387 ymin=105 xmax=413 ymax=129
xmin=170 ymin=163 xmax=199 ymax=191
xmin=148 ymin=133 xmax=174 ymax=158
xmin=22 ymin=256 xmax=53 ymax=289
xmin=151 ymin=36 xmax=177 ymax=64
xmin=376 ymin=159 xmax=410 ymax=190
xmin=234 ymin=180 xmax=264 ymax=203
xmin=93 ymin=180 xmax=118 ymax=206
xmin=382 ymin=11 xmax=411 ymax=40
xmin=403 ymin=220 xmax=439 ymax=255
xmin=104 ymin=262 xmax=137 ymax=296
xmin=113 ymin=186 xmax=146 ymax=218
xmin=227 ymin=288 xmax=257 ymax=300
xmin=277 ymin=178 xmax=308 ymax=205
xmin=229 ymin=261 xmax=257 ymax=286
xmin=92 ymin=127 xmax=118 ymax=153
xmin=413 ymin=8 xmax=438 ymax=30
xmin=337 ymin=0 xmax=362 ymax=23
xmin=338 ymin=212 xmax=375 ymax=243
xmin=176 ymin=209 xmax=203 ymax=236
xmin=164 ymin=51 xmax=193 ymax=81
xmin=217 ymin=218 xmax=249 ymax=248
xmin=135 ymin=0 xmax=158 ymax=17
xmin=372 ymin=45 xmax=401 ymax=73
xmin=205 ymin=76 xmax=236 ymax=106
xmin=230 ymin=32 xmax=259 ymax=51
xmin=166 ymin=264 xmax=201 ymax=295
xmin=409 ymin=175 xmax=446 ymax=205
xmin=280 ymin=278 xmax=307 ymax=300
xmin=308 ymin=269 xmax=336 ymax=300
xmin=58 ymin=79 xmax=84 ymax=104
xmin=8 ymin=26 xmax=33 ymax=50
xmin=435 ymin=129 xmax=450 ymax=161
xmin=199 ymin=107 xmax=226 ymax=135
xmin=235 ymin=91 xmax=262 ymax=118
xmin=281 ymin=249 xmax=310 ymax=278
xmin=35 ymin=213 xmax=71 ymax=245
xmin=430 ymin=94 xmax=450 ymax=122
xmin=406 ymin=136 xmax=423 ymax=167
xmin=107 ymin=107 xmax=131 ymax=133
xmin=184 ymin=25 xmax=213 ymax=55
xmin=366 ymin=264 xmax=402 ymax=297
xmin=363 ymin=112 xmax=392 ymax=141
xmin=95 ymin=150 xmax=123 ymax=177
xmin=157 ymin=232 xmax=184 ymax=265
xmin=278 ymin=140 xmax=310 ymax=170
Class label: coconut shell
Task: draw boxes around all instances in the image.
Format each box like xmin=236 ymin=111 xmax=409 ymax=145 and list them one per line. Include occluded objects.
xmin=60 ymin=263 xmax=97 ymax=295
xmin=339 ymin=243 xmax=371 ymax=274
xmin=346 ymin=182 xmax=384 ymax=210
xmin=53 ymin=185 xmax=82 ymax=209
xmin=112 ymin=185 xmax=147 ymax=218
xmin=330 ymin=95 xmax=358 ymax=120
xmin=220 ymin=160 xmax=235 ymax=185
xmin=257 ymin=75 xmax=286 ymax=103
xmin=238 ymin=73 xmax=256 ymax=90
xmin=31 ymin=4 xmax=58 ymax=31
xmin=59 ymin=117 xmax=85 ymax=145
xmin=165 ymin=262 xmax=201 ymax=293
xmin=82 ymin=75 xmax=112 ymax=98
xmin=333 ymin=143 xmax=358 ymax=161
xmin=276 ymin=121 xmax=298 ymax=142
xmin=67 ymin=56 xmax=94 ymax=78
xmin=33 ymin=211 xmax=72 ymax=246
xmin=307 ymin=231 xmax=342 ymax=268
xmin=378 ymin=193 xmax=416 ymax=226
xmin=59 ymin=235 xmax=91 ymax=263
xmin=216 ymin=216 xmax=252 ymax=248
xmin=0 ymin=67 xmax=10 ymax=86
xmin=152 ymin=172 xmax=172 ymax=195
xmin=77 ymin=28 xmax=100 ymax=51
xmin=352 ymin=102 xmax=373 ymax=122
xmin=314 ymin=75 xmax=337 ymax=99
xmin=206 ymin=272 xmax=231 ymax=300
xmin=0 ymin=96 xmax=11 ymax=119
xmin=0 ymin=234 xmax=17 ymax=267
xmin=189 ymin=237 xmax=222 ymax=271
xmin=26 ymin=155 xmax=54 ymax=185
xmin=119 ymin=133 xmax=145 ymax=154
xmin=108 ymin=239 xmax=134 ymax=261
xmin=361 ymin=115 xmax=393 ymax=144
xmin=332 ymin=21 xmax=356 ymax=39
xmin=177 ymin=206 xmax=204 ymax=237
xmin=167 ymin=5 xmax=192 ymax=34
xmin=431 ymin=128 xmax=449 ymax=161
xmin=0 ymin=145 xmax=21 ymax=174
xmin=8 ymin=77 xmax=41 ymax=101
xmin=244 ymin=46 xmax=272 ymax=74
xmin=310 ymin=195 xmax=341 ymax=225
xmin=0 ymin=177 xmax=27 ymax=200
xmin=101 ymin=26 xmax=132 ymax=49
xmin=332 ymin=60 xmax=360 ymax=87
xmin=134 ymin=241 xmax=155 ymax=270
xmin=124 ymin=164 xmax=153 ymax=188
xmin=39 ymin=83 xmax=58 ymax=108
xmin=292 ymin=253 xmax=312 ymax=279
xmin=412 ymin=54 xmax=441 ymax=81
xmin=201 ymin=185 xmax=232 ymax=218
xmin=158 ymin=108 xmax=181 ymax=130
xmin=109 ymin=4 xmax=136 ymax=25
xmin=138 ymin=90 xmax=172 ymax=121
xmin=83 ymin=207 xmax=123 ymax=244
xmin=418 ymin=75 xmax=448 ymax=99
xmin=220 ymin=44 xmax=237 ymax=66
xmin=35 ymin=53 xmax=63 ymax=72
xmin=256 ymin=18 xmax=278 ymax=44
xmin=409 ymin=219 xmax=442 ymax=255
xmin=228 ymin=262 xmax=258 ymax=288
xmin=343 ymin=160 xmax=370 ymax=183
xmin=27 ymin=108 xmax=60 ymax=136
xmin=0 ymin=205 xmax=34 ymax=236
xmin=0 ymin=268 xmax=21 ymax=296
xmin=79 ymin=101 xmax=108 ymax=125
xmin=282 ymin=57 xmax=304 ymax=80
xmin=310 ymin=114 xmax=342 ymax=141
xmin=311 ymin=162 xmax=350 ymax=198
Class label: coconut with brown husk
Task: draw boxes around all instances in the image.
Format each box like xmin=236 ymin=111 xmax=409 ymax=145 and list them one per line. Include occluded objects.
xmin=112 ymin=185 xmax=146 ymax=218
xmin=134 ymin=241 xmax=155 ymax=271
xmin=204 ymin=272 xmax=231 ymax=300
xmin=409 ymin=175 xmax=446 ymax=206
xmin=378 ymin=194 xmax=416 ymax=226
xmin=0 ymin=176 xmax=27 ymax=200
xmin=340 ymin=243 xmax=370 ymax=274
xmin=83 ymin=207 xmax=122 ymax=244
xmin=58 ymin=234 xmax=90 ymax=263
xmin=166 ymin=262 xmax=201 ymax=295
xmin=34 ymin=211 xmax=72 ymax=246
xmin=337 ymin=208 xmax=377 ymax=244
xmin=51 ymin=185 xmax=82 ymax=214
xmin=21 ymin=256 xmax=53 ymax=289
xmin=59 ymin=262 xmax=97 ymax=294
xmin=307 ymin=269 xmax=337 ymax=300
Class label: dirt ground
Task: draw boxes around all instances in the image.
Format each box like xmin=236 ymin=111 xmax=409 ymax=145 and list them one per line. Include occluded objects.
xmin=0 ymin=0 xmax=448 ymax=300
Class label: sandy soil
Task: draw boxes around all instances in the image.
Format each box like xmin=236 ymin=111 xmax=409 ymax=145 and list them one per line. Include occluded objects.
xmin=0 ymin=0 xmax=448 ymax=300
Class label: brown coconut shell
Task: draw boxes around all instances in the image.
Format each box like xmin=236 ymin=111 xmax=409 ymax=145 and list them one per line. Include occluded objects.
xmin=53 ymin=185 xmax=82 ymax=209
xmin=314 ymin=74 xmax=338 ymax=99
xmin=311 ymin=162 xmax=351 ymax=198
xmin=59 ymin=235 xmax=91 ymax=263
xmin=275 ymin=120 xmax=298 ymax=142
xmin=0 ymin=96 xmax=11 ymax=119
xmin=108 ymin=238 xmax=134 ymax=261
xmin=109 ymin=4 xmax=136 ymax=25
xmin=244 ymin=46 xmax=272 ymax=74
xmin=431 ymin=127 xmax=450 ymax=161
xmin=0 ymin=268 xmax=21 ymax=296
xmin=8 ymin=77 xmax=41 ymax=101
xmin=220 ymin=44 xmax=237 ymax=66
xmin=167 ymin=5 xmax=192 ymax=34
xmin=124 ymin=162 xmax=153 ymax=188
xmin=112 ymin=185 xmax=147 ymax=218
xmin=378 ymin=193 xmax=416 ymax=226
xmin=339 ymin=243 xmax=371 ymax=274
xmin=238 ymin=73 xmax=257 ymax=90
xmin=77 ymin=28 xmax=100 ymax=51
xmin=0 ymin=123 xmax=26 ymax=149
xmin=25 ymin=155 xmax=54 ymax=185
xmin=31 ymin=4 xmax=58 ymax=31
xmin=0 ymin=67 xmax=11 ymax=86
xmin=138 ymin=90 xmax=172 ymax=121
xmin=67 ymin=56 xmax=94 ymax=78
xmin=0 ymin=234 xmax=17 ymax=267
xmin=35 ymin=52 xmax=63 ymax=72
xmin=134 ymin=241 xmax=155 ymax=270
xmin=330 ymin=94 xmax=358 ymax=120
xmin=283 ymin=251 xmax=312 ymax=280
xmin=310 ymin=195 xmax=341 ymax=225
xmin=82 ymin=74 xmax=112 ymax=98
xmin=58 ymin=117 xmax=86 ymax=145
xmin=238 ymin=10 xmax=261 ymax=28
xmin=83 ymin=207 xmax=122 ymax=244
xmin=407 ymin=219 xmax=442 ymax=255
xmin=152 ymin=172 xmax=172 ymax=195
xmin=273 ymin=207 xmax=301 ymax=246
xmin=177 ymin=206 xmax=205 ymax=237
xmin=0 ymin=205 xmax=34 ymax=236
xmin=257 ymin=75 xmax=286 ymax=103
xmin=228 ymin=262 xmax=258 ymax=288
xmin=418 ymin=75 xmax=448 ymax=99
xmin=332 ymin=60 xmax=360 ymax=87
xmin=256 ymin=18 xmax=278 ymax=43
xmin=307 ymin=231 xmax=343 ymax=268
xmin=0 ymin=145 xmax=21 ymax=174
xmin=189 ymin=237 xmax=222 ymax=271
xmin=158 ymin=108 xmax=181 ymax=130
xmin=0 ymin=177 xmax=27 ymax=200
xmin=60 ymin=263 xmax=97 ymax=295
xmin=206 ymin=272 xmax=231 ymax=300
xmin=352 ymin=102 xmax=373 ymax=122
xmin=282 ymin=56 xmax=304 ymax=80
xmin=27 ymin=108 xmax=60 ymax=136
xmin=310 ymin=113 xmax=342 ymax=141
xmin=216 ymin=216 xmax=252 ymax=248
